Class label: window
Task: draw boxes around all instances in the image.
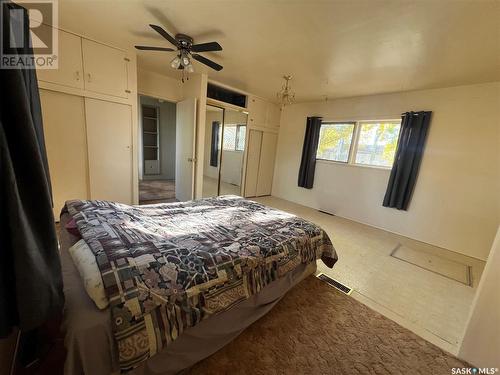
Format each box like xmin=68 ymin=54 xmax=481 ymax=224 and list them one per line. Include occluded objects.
xmin=316 ymin=123 xmax=355 ymax=162
xmin=316 ymin=119 xmax=401 ymax=168
xmin=221 ymin=124 xmax=246 ymax=151
xmin=355 ymin=121 xmax=401 ymax=167
xmin=236 ymin=125 xmax=246 ymax=151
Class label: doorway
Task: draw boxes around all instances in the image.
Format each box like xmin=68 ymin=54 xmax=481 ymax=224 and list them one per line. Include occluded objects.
xmin=138 ymin=95 xmax=177 ymax=204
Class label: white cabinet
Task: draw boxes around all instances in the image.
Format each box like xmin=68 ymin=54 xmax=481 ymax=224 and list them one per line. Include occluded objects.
xmin=256 ymin=132 xmax=278 ymax=196
xmin=144 ymin=160 xmax=160 ymax=175
xmin=82 ymin=39 xmax=129 ymax=98
xmin=36 ymin=28 xmax=84 ymax=89
xmin=85 ymin=98 xmax=133 ymax=204
xmin=247 ymin=95 xmax=280 ymax=129
xmin=36 ymin=24 xmax=131 ymax=99
xmin=244 ymin=130 xmax=277 ymax=197
xmin=39 ymin=90 xmax=89 ymax=218
xmin=247 ymin=96 xmax=267 ymax=125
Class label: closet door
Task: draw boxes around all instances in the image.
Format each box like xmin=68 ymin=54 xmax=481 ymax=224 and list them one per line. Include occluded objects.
xmin=256 ymin=132 xmax=278 ymax=196
xmin=82 ymin=39 xmax=129 ymax=98
xmin=39 ymin=90 xmax=88 ymax=218
xmin=36 ymin=27 xmax=84 ymax=89
xmin=85 ymin=98 xmax=133 ymax=204
xmin=244 ymin=129 xmax=263 ymax=197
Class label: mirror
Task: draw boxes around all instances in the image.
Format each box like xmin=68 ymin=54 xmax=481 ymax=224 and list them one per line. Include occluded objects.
xmin=202 ymin=105 xmax=247 ymax=198
xmin=203 ymin=105 xmax=223 ymax=198
xmin=219 ymin=108 xmax=247 ymax=195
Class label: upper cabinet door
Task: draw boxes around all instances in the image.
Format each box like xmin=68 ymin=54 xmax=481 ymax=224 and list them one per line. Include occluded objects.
xmin=266 ymin=103 xmax=281 ymax=128
xmin=36 ymin=27 xmax=84 ymax=89
xmin=82 ymin=39 xmax=129 ymax=98
xmin=247 ymin=96 xmax=267 ymax=126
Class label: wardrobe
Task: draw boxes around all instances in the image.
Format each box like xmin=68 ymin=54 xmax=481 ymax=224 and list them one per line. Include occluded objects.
xmin=37 ymin=25 xmax=137 ymax=218
xmin=203 ymin=84 xmax=281 ymax=199
xmin=243 ymin=95 xmax=280 ymax=197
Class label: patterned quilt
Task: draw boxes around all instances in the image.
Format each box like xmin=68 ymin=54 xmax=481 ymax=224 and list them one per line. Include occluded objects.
xmin=65 ymin=196 xmax=337 ymax=371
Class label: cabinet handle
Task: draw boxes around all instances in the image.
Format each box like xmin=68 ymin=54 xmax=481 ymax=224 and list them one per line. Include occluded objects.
xmin=75 ymin=71 xmax=80 ymax=81
xmin=125 ymin=90 xmax=131 ymax=93
xmin=87 ymin=73 xmax=92 ymax=82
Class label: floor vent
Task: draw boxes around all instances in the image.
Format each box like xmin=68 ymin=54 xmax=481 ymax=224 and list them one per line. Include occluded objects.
xmin=317 ymin=273 xmax=352 ymax=295
xmin=318 ymin=210 xmax=335 ymax=216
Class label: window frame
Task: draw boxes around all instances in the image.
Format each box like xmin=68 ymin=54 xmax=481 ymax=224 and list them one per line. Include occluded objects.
xmin=315 ymin=121 xmax=357 ymax=164
xmin=221 ymin=123 xmax=246 ymax=152
xmin=316 ymin=119 xmax=401 ymax=170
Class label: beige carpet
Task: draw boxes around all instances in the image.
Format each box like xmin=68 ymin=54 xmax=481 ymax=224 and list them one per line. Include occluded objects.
xmin=187 ymin=276 xmax=468 ymax=374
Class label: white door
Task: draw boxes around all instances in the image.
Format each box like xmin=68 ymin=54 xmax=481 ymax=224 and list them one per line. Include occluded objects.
xmin=85 ymin=98 xmax=133 ymax=204
xmin=40 ymin=90 xmax=88 ymax=218
xmin=175 ymin=98 xmax=197 ymax=202
xmin=256 ymin=132 xmax=278 ymax=196
xmin=244 ymin=129 xmax=263 ymax=197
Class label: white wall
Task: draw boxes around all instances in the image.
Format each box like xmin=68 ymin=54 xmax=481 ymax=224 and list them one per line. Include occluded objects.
xmin=459 ymin=226 xmax=500 ymax=367
xmin=137 ymin=69 xmax=182 ymax=102
xmin=273 ymin=82 xmax=500 ymax=260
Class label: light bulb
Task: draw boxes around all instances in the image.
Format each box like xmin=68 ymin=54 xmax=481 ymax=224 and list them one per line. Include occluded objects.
xmin=186 ymin=63 xmax=194 ymax=73
xmin=181 ymin=55 xmax=190 ymax=67
xmin=170 ymin=56 xmax=181 ymax=69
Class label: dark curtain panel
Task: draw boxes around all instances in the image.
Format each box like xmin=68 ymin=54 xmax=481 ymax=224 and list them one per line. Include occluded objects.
xmin=0 ymin=2 xmax=64 ymax=337
xmin=298 ymin=116 xmax=322 ymax=188
xmin=383 ymin=111 xmax=432 ymax=210
xmin=209 ymin=121 xmax=220 ymax=167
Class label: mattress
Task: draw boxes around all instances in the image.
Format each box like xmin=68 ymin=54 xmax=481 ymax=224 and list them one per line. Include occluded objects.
xmin=59 ymin=203 xmax=327 ymax=374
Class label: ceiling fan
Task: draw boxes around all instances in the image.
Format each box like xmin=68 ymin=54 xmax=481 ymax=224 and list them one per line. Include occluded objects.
xmin=135 ymin=24 xmax=223 ymax=73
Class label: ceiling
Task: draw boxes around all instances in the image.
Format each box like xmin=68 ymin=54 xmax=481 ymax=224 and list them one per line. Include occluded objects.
xmin=58 ymin=0 xmax=500 ymax=102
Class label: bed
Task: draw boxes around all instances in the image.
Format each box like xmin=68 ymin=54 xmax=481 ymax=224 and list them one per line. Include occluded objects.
xmin=59 ymin=196 xmax=337 ymax=374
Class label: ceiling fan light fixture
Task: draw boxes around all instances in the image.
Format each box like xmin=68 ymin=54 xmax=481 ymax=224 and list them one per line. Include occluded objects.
xmin=186 ymin=63 xmax=194 ymax=73
xmin=170 ymin=56 xmax=181 ymax=69
xmin=181 ymin=54 xmax=191 ymax=67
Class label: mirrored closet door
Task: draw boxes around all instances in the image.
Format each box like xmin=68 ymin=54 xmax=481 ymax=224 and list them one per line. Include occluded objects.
xmin=202 ymin=104 xmax=247 ymax=198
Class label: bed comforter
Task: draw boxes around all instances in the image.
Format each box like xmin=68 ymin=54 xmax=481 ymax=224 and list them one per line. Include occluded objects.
xmin=65 ymin=196 xmax=337 ymax=371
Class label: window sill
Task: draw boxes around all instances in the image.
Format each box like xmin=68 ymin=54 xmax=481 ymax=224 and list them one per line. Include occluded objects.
xmin=316 ymin=158 xmax=392 ymax=171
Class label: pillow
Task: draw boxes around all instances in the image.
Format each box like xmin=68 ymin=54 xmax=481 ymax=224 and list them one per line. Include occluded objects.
xmin=68 ymin=239 xmax=109 ymax=309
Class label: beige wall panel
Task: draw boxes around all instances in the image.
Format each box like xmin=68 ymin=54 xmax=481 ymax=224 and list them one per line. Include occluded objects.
xmin=85 ymin=98 xmax=132 ymax=204
xmin=40 ymin=89 xmax=88 ymax=219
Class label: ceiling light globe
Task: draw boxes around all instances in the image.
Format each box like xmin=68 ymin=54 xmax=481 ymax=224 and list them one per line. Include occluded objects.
xmin=170 ymin=56 xmax=181 ymax=69
xmin=181 ymin=56 xmax=190 ymax=67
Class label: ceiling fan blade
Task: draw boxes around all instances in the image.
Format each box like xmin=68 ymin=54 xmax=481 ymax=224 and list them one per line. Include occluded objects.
xmin=135 ymin=45 xmax=174 ymax=51
xmin=192 ymin=54 xmax=223 ymax=71
xmin=149 ymin=24 xmax=178 ymax=47
xmin=191 ymin=41 xmax=222 ymax=53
